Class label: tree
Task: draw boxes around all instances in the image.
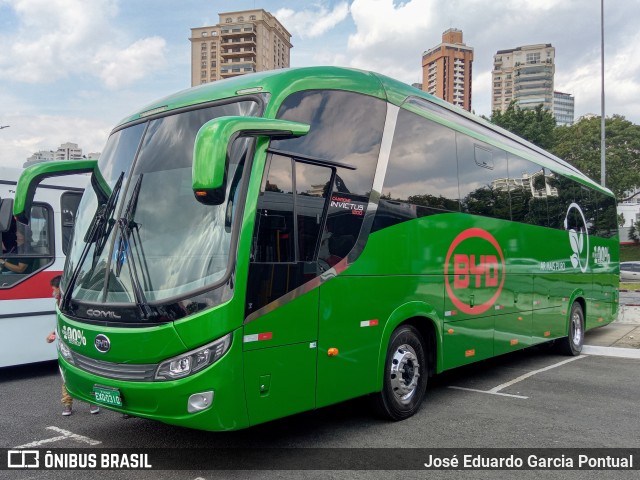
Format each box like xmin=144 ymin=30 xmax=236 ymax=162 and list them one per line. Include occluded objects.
xmin=490 ymin=102 xmax=556 ymax=150
xmin=629 ymin=221 xmax=639 ymax=244
xmin=618 ymin=213 xmax=626 ymax=227
xmin=552 ymin=115 xmax=640 ymax=201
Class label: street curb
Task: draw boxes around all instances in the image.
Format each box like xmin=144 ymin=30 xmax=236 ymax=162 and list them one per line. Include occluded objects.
xmin=583 ymin=345 xmax=640 ymax=359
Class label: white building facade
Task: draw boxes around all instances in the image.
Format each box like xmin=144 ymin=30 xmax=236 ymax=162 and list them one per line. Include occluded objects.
xmin=492 ymin=44 xmax=555 ymax=113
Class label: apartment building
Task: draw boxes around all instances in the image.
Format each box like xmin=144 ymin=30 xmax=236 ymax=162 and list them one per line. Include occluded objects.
xmin=54 ymin=142 xmax=83 ymax=161
xmin=553 ymin=91 xmax=575 ymax=126
xmin=492 ymin=44 xmax=555 ymax=113
xmin=190 ymin=9 xmax=292 ymax=86
xmin=421 ymin=29 xmax=474 ymax=111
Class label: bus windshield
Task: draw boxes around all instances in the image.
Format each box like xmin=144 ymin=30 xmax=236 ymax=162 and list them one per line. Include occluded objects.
xmin=63 ymin=99 xmax=261 ymax=312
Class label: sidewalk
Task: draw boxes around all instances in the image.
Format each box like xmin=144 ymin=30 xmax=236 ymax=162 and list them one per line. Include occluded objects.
xmin=584 ymin=306 xmax=640 ymax=349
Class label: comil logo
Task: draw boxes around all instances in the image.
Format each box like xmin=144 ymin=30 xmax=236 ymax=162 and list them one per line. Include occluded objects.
xmin=445 ymin=228 xmax=506 ymax=315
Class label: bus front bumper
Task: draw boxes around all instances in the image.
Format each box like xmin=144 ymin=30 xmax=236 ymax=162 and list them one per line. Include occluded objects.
xmin=59 ymin=328 xmax=249 ymax=431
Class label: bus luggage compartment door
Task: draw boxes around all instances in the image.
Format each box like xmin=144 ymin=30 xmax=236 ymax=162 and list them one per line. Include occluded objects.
xmin=242 ymin=288 xmax=318 ymax=426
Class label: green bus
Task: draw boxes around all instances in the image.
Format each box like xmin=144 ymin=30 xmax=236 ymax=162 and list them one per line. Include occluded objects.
xmin=14 ymin=67 xmax=619 ymax=430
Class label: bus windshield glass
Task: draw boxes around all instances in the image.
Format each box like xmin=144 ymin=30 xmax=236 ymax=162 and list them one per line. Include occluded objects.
xmin=64 ymin=99 xmax=261 ymax=308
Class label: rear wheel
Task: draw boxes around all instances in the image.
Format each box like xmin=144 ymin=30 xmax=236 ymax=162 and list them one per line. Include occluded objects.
xmin=374 ymin=325 xmax=427 ymax=421
xmin=557 ymin=302 xmax=584 ymax=356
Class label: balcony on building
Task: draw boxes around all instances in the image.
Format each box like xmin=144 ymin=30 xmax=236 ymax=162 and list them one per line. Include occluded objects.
xmin=221 ymin=35 xmax=257 ymax=49
xmin=221 ymin=46 xmax=257 ymax=58
xmin=220 ymin=63 xmax=256 ymax=78
xmin=221 ymin=24 xmax=257 ymax=37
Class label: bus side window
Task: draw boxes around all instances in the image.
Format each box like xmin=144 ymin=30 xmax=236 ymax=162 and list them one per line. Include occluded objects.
xmin=1 ymin=204 xmax=53 ymax=287
xmin=251 ymin=155 xmax=295 ymax=263
xmin=508 ymin=154 xmax=548 ymax=226
xmin=457 ymin=134 xmax=511 ymax=221
xmin=373 ymin=107 xmax=460 ymax=232
xmin=60 ymin=192 xmax=82 ymax=255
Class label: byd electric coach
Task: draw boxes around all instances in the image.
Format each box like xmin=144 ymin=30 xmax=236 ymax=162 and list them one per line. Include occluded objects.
xmin=13 ymin=67 xmax=619 ymax=430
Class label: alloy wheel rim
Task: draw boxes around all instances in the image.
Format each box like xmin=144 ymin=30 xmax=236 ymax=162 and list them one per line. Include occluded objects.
xmin=389 ymin=343 xmax=421 ymax=404
xmin=571 ymin=310 xmax=583 ymax=346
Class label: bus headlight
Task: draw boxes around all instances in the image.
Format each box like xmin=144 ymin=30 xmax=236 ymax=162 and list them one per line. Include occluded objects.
xmin=58 ymin=339 xmax=74 ymax=365
xmin=155 ymin=333 xmax=231 ymax=381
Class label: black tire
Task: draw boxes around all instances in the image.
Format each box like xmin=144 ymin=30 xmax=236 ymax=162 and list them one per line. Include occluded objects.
xmin=374 ymin=325 xmax=428 ymax=421
xmin=556 ymin=302 xmax=584 ymax=356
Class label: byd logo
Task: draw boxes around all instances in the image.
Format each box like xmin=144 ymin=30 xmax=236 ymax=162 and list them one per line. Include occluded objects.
xmin=445 ymin=228 xmax=506 ymax=315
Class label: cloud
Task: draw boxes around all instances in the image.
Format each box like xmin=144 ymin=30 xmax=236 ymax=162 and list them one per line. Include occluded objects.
xmin=0 ymin=112 xmax=111 ymax=169
xmin=95 ymin=37 xmax=167 ymax=89
xmin=304 ymin=0 xmax=434 ymax=83
xmin=276 ymin=2 xmax=350 ymax=39
xmin=0 ymin=0 xmax=166 ymax=88
xmin=346 ymin=0 xmax=432 ymax=78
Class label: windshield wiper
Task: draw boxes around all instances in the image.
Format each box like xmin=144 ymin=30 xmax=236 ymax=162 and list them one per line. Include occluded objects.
xmin=114 ymin=174 xmax=155 ymax=319
xmin=61 ymin=172 xmax=125 ymax=312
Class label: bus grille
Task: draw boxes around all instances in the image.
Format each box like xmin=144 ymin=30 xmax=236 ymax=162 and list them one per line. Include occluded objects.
xmin=70 ymin=350 xmax=157 ymax=381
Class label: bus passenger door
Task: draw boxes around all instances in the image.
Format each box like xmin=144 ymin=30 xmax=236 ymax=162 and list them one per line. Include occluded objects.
xmin=242 ymin=155 xmax=332 ymax=426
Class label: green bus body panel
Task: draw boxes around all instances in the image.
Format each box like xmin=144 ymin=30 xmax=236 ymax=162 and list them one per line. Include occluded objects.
xmin=59 ymin=328 xmax=249 ymax=431
xmin=243 ymin=342 xmax=317 ymax=426
xmin=318 ymin=278 xmax=442 ymax=406
xmin=443 ymin=317 xmax=495 ymax=369
xmin=58 ymin=313 xmax=187 ymax=363
xmin=13 ymin=160 xmax=96 ymax=223
xmin=241 ymin=279 xmax=319 ymax=425
xmin=243 ymin=289 xmax=319 ymax=351
xmin=172 ymin=299 xmax=242 ymax=351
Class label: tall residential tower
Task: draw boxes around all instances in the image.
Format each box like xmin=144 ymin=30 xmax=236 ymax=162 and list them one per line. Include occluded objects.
xmin=492 ymin=44 xmax=555 ymax=113
xmin=422 ymin=29 xmax=474 ymax=111
xmin=190 ymin=9 xmax=292 ymax=86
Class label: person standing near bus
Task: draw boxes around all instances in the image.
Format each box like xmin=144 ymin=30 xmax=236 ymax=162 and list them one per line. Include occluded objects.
xmin=46 ymin=275 xmax=100 ymax=416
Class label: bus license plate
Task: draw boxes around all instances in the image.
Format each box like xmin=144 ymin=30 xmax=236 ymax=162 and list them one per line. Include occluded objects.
xmin=93 ymin=385 xmax=123 ymax=407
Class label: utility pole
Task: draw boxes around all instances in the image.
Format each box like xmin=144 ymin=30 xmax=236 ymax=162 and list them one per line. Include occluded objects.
xmin=600 ymin=0 xmax=606 ymax=187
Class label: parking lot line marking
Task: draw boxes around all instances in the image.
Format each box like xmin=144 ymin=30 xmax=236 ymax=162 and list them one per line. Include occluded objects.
xmin=14 ymin=426 xmax=102 ymax=448
xmin=14 ymin=435 xmax=68 ymax=448
xmin=583 ymin=345 xmax=640 ymax=359
xmin=447 ymin=386 xmax=528 ymax=399
xmin=448 ymin=355 xmax=588 ymax=398
xmin=487 ymin=355 xmax=587 ymax=393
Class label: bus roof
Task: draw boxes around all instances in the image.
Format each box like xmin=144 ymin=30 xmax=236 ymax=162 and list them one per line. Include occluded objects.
xmin=117 ymin=66 xmax=611 ymax=198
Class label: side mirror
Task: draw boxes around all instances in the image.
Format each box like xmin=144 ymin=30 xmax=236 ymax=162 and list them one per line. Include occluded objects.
xmin=192 ymin=116 xmax=310 ymax=205
xmin=13 ymin=160 xmax=97 ymax=224
xmin=0 ymin=198 xmax=13 ymax=232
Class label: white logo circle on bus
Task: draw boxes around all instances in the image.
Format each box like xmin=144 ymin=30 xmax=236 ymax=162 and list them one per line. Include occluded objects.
xmin=564 ymin=203 xmax=589 ymax=273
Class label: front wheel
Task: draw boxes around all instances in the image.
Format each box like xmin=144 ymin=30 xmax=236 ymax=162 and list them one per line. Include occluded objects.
xmin=374 ymin=325 xmax=427 ymax=421
xmin=557 ymin=302 xmax=584 ymax=356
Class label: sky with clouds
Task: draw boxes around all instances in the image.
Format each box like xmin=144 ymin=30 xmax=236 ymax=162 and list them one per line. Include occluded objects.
xmin=1 ymin=0 xmax=638 ymax=169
